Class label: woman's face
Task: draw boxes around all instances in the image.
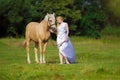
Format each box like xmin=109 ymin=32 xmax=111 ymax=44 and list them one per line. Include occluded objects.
xmin=56 ymin=17 xmax=63 ymax=24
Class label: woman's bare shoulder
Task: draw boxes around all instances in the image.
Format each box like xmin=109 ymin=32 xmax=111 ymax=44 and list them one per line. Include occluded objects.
xmin=63 ymin=22 xmax=68 ymax=25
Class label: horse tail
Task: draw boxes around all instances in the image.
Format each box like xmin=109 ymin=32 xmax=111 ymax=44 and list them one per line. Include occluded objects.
xmin=22 ymin=40 xmax=26 ymax=48
xmin=19 ymin=40 xmax=26 ymax=48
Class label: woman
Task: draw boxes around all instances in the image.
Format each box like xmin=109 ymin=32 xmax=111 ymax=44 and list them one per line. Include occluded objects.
xmin=50 ymin=16 xmax=76 ymax=64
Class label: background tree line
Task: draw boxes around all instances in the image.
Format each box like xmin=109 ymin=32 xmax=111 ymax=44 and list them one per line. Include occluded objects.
xmin=0 ymin=0 xmax=120 ymax=38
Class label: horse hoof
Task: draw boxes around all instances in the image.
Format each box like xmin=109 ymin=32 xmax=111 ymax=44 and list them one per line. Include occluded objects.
xmin=43 ymin=61 xmax=46 ymax=64
xmin=40 ymin=62 xmax=43 ymax=64
xmin=36 ymin=62 xmax=39 ymax=64
xmin=40 ymin=62 xmax=46 ymax=64
xmin=36 ymin=61 xmax=39 ymax=64
xmin=28 ymin=62 xmax=31 ymax=64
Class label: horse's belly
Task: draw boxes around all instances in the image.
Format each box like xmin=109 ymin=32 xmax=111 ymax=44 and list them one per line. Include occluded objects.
xmin=29 ymin=29 xmax=39 ymax=42
xmin=29 ymin=34 xmax=38 ymax=42
xmin=31 ymin=36 xmax=39 ymax=42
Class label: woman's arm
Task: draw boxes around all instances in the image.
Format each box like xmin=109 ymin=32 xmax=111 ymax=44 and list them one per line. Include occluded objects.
xmin=66 ymin=23 xmax=69 ymax=37
xmin=64 ymin=23 xmax=69 ymax=42
xmin=49 ymin=29 xmax=57 ymax=35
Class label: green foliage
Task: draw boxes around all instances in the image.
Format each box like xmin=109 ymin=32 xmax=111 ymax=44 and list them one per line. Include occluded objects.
xmin=0 ymin=0 xmax=31 ymax=37
xmin=106 ymin=0 xmax=120 ymax=18
xmin=76 ymin=0 xmax=106 ymax=38
xmin=7 ymin=26 xmax=16 ymax=36
xmin=0 ymin=0 xmax=107 ymax=38
xmin=33 ymin=0 xmax=81 ymax=35
xmin=101 ymin=0 xmax=120 ymax=26
xmin=0 ymin=0 xmax=81 ymax=37
xmin=101 ymin=25 xmax=120 ymax=37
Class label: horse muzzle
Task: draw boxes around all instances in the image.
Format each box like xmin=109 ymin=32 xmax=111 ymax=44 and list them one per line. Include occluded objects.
xmin=50 ymin=26 xmax=57 ymax=33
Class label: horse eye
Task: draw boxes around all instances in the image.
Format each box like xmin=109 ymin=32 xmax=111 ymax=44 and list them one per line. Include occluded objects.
xmin=49 ymin=20 xmax=52 ymax=22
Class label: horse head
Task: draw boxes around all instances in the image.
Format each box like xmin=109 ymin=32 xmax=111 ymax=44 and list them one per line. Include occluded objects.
xmin=45 ymin=13 xmax=57 ymax=32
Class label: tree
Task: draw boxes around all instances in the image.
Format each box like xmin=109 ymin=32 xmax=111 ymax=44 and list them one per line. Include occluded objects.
xmin=34 ymin=0 xmax=81 ymax=35
xmin=75 ymin=0 xmax=106 ymax=38
xmin=101 ymin=0 xmax=120 ymax=26
xmin=0 ymin=0 xmax=31 ymax=37
xmin=0 ymin=0 xmax=81 ymax=37
xmin=0 ymin=0 xmax=107 ymax=38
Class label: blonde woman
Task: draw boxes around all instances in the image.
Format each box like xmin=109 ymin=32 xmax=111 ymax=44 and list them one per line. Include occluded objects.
xmin=50 ymin=16 xmax=76 ymax=64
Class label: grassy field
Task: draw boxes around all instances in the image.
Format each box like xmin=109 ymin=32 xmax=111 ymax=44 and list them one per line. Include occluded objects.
xmin=0 ymin=34 xmax=120 ymax=80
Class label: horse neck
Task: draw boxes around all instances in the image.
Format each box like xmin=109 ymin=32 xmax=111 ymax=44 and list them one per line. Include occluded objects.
xmin=40 ymin=20 xmax=49 ymax=32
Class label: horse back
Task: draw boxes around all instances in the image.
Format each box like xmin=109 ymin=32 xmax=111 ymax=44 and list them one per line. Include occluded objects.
xmin=25 ymin=22 xmax=40 ymax=42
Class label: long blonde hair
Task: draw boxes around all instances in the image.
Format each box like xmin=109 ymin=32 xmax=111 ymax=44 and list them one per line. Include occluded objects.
xmin=56 ymin=16 xmax=63 ymax=27
xmin=56 ymin=16 xmax=63 ymax=35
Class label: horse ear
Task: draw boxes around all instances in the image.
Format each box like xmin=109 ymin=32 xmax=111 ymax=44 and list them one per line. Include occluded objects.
xmin=53 ymin=13 xmax=55 ymax=16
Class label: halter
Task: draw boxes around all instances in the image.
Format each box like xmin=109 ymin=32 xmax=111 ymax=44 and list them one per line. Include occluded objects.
xmin=47 ymin=16 xmax=56 ymax=32
xmin=48 ymin=17 xmax=55 ymax=27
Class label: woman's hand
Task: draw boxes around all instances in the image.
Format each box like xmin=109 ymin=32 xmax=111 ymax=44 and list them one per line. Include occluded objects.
xmin=49 ymin=29 xmax=54 ymax=33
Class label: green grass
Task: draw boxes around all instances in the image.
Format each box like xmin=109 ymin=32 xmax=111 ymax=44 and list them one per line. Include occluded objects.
xmin=0 ymin=36 xmax=120 ymax=80
xmin=101 ymin=25 xmax=120 ymax=37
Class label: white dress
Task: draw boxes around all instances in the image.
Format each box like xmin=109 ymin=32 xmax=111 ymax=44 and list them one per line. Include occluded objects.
xmin=57 ymin=22 xmax=76 ymax=63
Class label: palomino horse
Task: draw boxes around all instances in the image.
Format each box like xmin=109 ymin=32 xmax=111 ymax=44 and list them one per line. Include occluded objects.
xmin=25 ymin=13 xmax=56 ymax=64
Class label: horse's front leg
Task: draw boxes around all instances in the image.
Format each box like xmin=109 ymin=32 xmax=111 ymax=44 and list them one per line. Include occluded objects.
xmin=34 ymin=42 xmax=39 ymax=63
xmin=43 ymin=42 xmax=48 ymax=64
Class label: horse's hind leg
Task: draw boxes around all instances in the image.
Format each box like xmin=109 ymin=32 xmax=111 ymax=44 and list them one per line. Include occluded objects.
xmin=26 ymin=39 xmax=31 ymax=64
xmin=34 ymin=42 xmax=39 ymax=63
xmin=43 ymin=42 xmax=48 ymax=64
